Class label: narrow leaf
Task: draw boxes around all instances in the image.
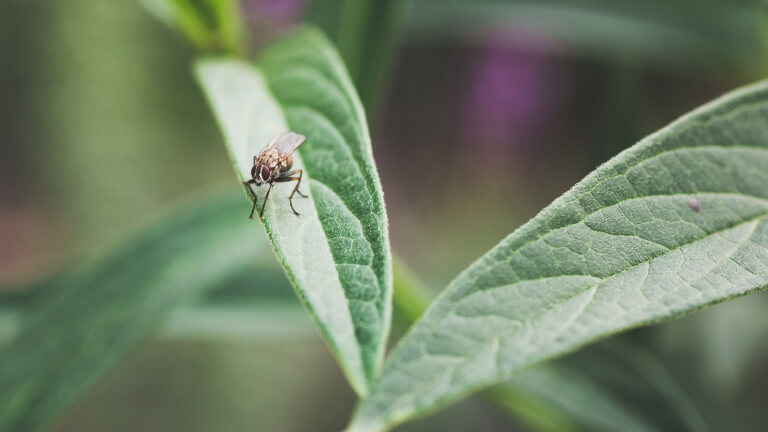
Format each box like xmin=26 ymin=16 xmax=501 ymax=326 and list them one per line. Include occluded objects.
xmin=138 ymin=0 xmax=242 ymax=53
xmin=494 ymin=340 xmax=706 ymax=432
xmin=0 ymin=193 xmax=263 ymax=432
xmin=160 ymin=303 xmax=315 ymax=342
xmin=260 ymin=27 xmax=393 ymax=384
xmin=195 ymin=27 xmax=391 ymax=391
xmin=305 ymin=0 xmax=405 ymax=113
xmin=408 ymin=0 xmax=767 ymax=72
xmin=349 ymin=81 xmax=768 ymax=431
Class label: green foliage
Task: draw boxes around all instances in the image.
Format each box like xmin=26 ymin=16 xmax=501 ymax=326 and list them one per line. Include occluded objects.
xmin=390 ymin=260 xmax=705 ymax=432
xmin=0 ymin=193 xmax=263 ymax=432
xmin=260 ymin=29 xmax=393 ymax=382
xmin=408 ymin=0 xmax=768 ymax=73
xmin=195 ymin=27 xmax=392 ymax=393
xmin=305 ymin=0 xmax=405 ymax=113
xmin=139 ymin=0 xmax=242 ymax=53
xmin=8 ymin=1 xmax=768 ymax=430
xmin=347 ymin=80 xmax=768 ymax=431
xmin=494 ymin=340 xmax=706 ymax=432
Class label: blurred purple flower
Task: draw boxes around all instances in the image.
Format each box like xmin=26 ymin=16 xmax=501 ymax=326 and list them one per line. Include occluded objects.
xmin=462 ymin=32 xmax=565 ymax=166
xmin=242 ymin=0 xmax=305 ymax=23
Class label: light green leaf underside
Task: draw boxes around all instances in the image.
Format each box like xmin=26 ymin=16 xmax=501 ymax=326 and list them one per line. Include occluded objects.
xmin=195 ymin=59 xmax=366 ymax=394
xmin=348 ymin=81 xmax=768 ymax=431
xmin=195 ymin=27 xmax=391 ymax=392
xmin=0 ymin=193 xmax=263 ymax=432
xmin=258 ymin=27 xmax=392 ymax=384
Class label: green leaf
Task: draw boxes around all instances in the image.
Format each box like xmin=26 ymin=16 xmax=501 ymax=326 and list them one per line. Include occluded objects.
xmin=0 ymin=308 xmax=20 ymax=348
xmin=138 ymin=0 xmax=242 ymax=53
xmin=304 ymin=0 xmax=405 ymax=113
xmin=408 ymin=0 xmax=768 ymax=73
xmin=0 ymin=193 xmax=264 ymax=432
xmin=160 ymin=254 xmax=315 ymax=342
xmin=194 ymin=27 xmax=392 ymax=392
xmin=391 ymin=256 xmax=435 ymax=326
xmin=389 ymin=259 xmax=705 ymax=431
xmin=656 ymin=292 xmax=768 ymax=395
xmin=390 ymin=258 xmax=704 ymax=431
xmin=348 ymin=80 xmax=768 ymax=431
xmin=160 ymin=302 xmax=315 ymax=342
xmin=493 ymin=340 xmax=706 ymax=432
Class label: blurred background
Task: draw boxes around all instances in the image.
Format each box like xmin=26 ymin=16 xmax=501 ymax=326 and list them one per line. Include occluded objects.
xmin=2 ymin=0 xmax=768 ymax=430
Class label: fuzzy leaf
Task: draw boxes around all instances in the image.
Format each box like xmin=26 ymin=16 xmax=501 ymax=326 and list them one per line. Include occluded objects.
xmin=348 ymin=80 xmax=768 ymax=431
xmin=195 ymin=27 xmax=391 ymax=392
xmin=0 ymin=193 xmax=263 ymax=432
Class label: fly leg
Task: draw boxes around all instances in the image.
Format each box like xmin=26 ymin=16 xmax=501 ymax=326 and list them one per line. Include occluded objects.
xmin=278 ymin=170 xmax=307 ymax=197
xmin=276 ymin=170 xmax=305 ymax=216
xmin=259 ymin=182 xmax=274 ymax=220
xmin=241 ymin=179 xmax=259 ymax=219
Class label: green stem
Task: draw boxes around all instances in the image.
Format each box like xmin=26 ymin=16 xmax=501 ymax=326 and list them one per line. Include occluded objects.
xmin=392 ymin=255 xmax=433 ymax=325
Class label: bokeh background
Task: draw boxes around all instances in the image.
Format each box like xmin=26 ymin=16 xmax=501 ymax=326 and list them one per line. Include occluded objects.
xmin=2 ymin=0 xmax=768 ymax=430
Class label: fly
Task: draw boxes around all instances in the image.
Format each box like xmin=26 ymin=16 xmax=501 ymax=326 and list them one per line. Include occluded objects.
xmin=242 ymin=132 xmax=308 ymax=220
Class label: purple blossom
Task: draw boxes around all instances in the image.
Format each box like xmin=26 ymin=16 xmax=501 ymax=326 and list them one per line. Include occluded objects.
xmin=461 ymin=31 xmax=565 ymax=167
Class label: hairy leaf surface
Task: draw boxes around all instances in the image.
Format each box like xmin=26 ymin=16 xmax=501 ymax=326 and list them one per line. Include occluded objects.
xmin=196 ymin=27 xmax=391 ymax=391
xmin=349 ymin=81 xmax=768 ymax=431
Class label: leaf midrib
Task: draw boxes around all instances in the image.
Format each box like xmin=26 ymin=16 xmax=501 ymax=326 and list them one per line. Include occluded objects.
xmin=413 ymin=214 xmax=766 ymax=369
xmin=455 ymin=203 xmax=767 ymax=306
xmin=263 ymin=194 xmax=369 ymax=390
xmin=283 ymin=105 xmax=388 ymax=325
xmin=261 ymin=31 xmax=371 ymax=142
xmin=477 ymin=145 xmax=768 ymax=271
xmin=262 ymin=37 xmax=381 ymax=202
xmin=261 ymin=35 xmax=390 ymax=379
xmin=455 ymin=189 xmax=767 ymax=295
xmin=288 ymin=103 xmax=380 ymax=211
xmin=572 ymin=144 xmax=762 ymax=202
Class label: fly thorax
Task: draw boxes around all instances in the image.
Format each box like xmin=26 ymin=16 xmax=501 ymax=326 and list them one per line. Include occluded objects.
xmin=261 ymin=149 xmax=280 ymax=166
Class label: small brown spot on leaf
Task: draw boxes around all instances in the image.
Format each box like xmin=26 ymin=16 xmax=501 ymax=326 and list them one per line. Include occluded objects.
xmin=688 ymin=199 xmax=701 ymax=213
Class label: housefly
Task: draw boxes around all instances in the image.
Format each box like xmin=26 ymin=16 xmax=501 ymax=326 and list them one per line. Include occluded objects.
xmin=242 ymin=132 xmax=308 ymax=220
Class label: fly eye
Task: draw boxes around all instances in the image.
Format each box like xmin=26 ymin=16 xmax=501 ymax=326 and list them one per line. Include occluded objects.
xmin=250 ymin=165 xmax=258 ymax=179
xmin=260 ymin=166 xmax=271 ymax=181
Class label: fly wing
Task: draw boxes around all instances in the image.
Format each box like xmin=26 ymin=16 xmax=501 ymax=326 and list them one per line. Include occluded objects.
xmin=259 ymin=132 xmax=306 ymax=157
